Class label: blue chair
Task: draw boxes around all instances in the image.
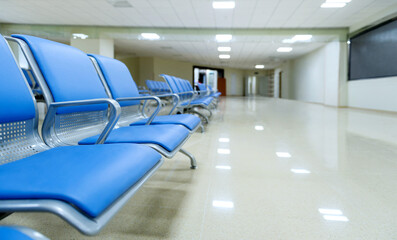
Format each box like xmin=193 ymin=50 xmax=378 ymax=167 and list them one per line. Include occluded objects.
xmin=146 ymin=80 xmax=170 ymax=95
xmin=162 ymin=75 xmax=213 ymax=123
xmin=0 ymin=34 xmax=163 ymax=235
xmin=208 ymin=85 xmax=221 ymax=98
xmin=137 ymin=86 xmax=150 ymax=96
xmin=10 ymin=34 xmax=196 ymax=169
xmin=0 ymin=226 xmax=49 ymax=240
xmin=198 ymin=83 xmax=220 ymax=106
xmin=145 ymin=80 xmax=155 ymax=94
xmin=160 ymin=81 xmax=171 ymax=93
xmin=89 ymin=54 xmax=203 ymax=134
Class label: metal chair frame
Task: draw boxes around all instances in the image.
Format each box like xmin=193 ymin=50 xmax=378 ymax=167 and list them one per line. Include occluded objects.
xmin=1 ymin=36 xmax=164 ymax=235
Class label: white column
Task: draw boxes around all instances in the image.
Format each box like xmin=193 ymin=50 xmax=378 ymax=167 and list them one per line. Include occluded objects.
xmin=70 ymin=38 xmax=114 ymax=58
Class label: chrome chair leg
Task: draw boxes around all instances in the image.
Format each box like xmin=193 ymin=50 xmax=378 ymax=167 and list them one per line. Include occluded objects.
xmin=179 ymin=148 xmax=197 ymax=169
xmin=199 ymin=123 xmax=205 ymax=133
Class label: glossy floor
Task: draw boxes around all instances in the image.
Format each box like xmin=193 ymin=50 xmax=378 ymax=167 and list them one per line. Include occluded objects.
xmin=3 ymin=97 xmax=397 ymax=239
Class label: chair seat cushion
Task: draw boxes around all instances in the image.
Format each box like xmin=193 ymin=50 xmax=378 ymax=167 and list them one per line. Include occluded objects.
xmin=190 ymin=97 xmax=213 ymax=106
xmin=0 ymin=144 xmax=161 ymax=218
xmin=211 ymin=92 xmax=221 ymax=97
xmin=0 ymin=227 xmax=36 ymax=240
xmin=79 ymin=125 xmax=189 ymax=152
xmin=129 ymin=114 xmax=201 ymax=131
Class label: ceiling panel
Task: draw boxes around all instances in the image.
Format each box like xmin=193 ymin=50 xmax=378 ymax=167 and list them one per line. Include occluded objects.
xmin=0 ymin=0 xmax=396 ymax=69
xmin=0 ymin=0 xmax=394 ymax=28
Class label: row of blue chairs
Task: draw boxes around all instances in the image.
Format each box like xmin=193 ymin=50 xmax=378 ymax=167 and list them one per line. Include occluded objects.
xmin=0 ymin=34 xmax=208 ymax=238
xmin=145 ymin=79 xmax=170 ymax=95
xmin=197 ymin=83 xmax=221 ymax=98
xmin=161 ymin=75 xmax=218 ymax=124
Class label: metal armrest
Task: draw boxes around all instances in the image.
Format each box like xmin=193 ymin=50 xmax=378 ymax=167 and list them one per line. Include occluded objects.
xmin=194 ymin=90 xmax=209 ymax=98
xmin=116 ymin=96 xmax=161 ymax=125
xmin=153 ymin=93 xmax=180 ymax=114
xmin=42 ymin=98 xmax=121 ymax=145
xmin=176 ymin=91 xmax=195 ymax=105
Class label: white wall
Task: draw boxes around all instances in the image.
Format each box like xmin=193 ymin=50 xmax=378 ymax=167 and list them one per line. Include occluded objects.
xmin=289 ymin=46 xmax=325 ymax=104
xmin=348 ymin=76 xmax=397 ymax=112
xmin=281 ymin=41 xmax=347 ymax=106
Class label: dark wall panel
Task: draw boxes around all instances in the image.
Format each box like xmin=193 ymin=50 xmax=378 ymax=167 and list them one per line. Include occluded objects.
xmin=349 ymin=19 xmax=397 ymax=80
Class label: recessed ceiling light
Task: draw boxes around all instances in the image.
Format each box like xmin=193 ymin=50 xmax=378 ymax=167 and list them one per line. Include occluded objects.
xmin=318 ymin=208 xmax=343 ymax=215
xmin=290 ymin=169 xmax=311 ymax=174
xmin=276 ymin=152 xmax=291 ymax=158
xmin=219 ymin=138 xmax=230 ymax=142
xmin=217 ymin=148 xmax=231 ymax=154
xmin=277 ymin=47 xmax=293 ymax=52
xmin=219 ymin=54 xmax=231 ymax=59
xmin=141 ymin=33 xmax=160 ymax=40
xmin=292 ymin=35 xmax=312 ymax=41
xmin=321 ymin=2 xmax=346 ymax=8
xmin=283 ymin=35 xmax=312 ymax=43
xmin=212 ymin=1 xmax=235 ymax=9
xmin=218 ymin=46 xmax=231 ymax=52
xmin=216 ymin=165 xmax=232 ymax=170
xmin=216 ymin=34 xmax=233 ymax=42
xmin=72 ymin=33 xmax=88 ymax=39
xmin=255 ymin=125 xmax=264 ymax=131
xmin=326 ymin=0 xmax=351 ymax=3
xmin=323 ymin=215 xmax=349 ymax=222
xmin=282 ymin=39 xmax=295 ymax=43
xmin=212 ymin=200 xmax=234 ymax=208
xmin=255 ymin=65 xmax=265 ymax=69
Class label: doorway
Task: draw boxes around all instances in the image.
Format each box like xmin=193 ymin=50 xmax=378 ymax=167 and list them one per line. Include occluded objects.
xmin=279 ymin=71 xmax=282 ymax=98
xmin=218 ymin=77 xmax=226 ymax=96
xmin=193 ymin=66 xmax=225 ymax=93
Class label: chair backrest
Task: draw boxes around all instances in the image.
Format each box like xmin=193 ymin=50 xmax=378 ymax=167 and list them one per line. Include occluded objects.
xmin=159 ymin=82 xmax=165 ymax=92
xmin=12 ymin=34 xmax=110 ymax=146
xmin=146 ymin=80 xmax=168 ymax=95
xmin=0 ymin=34 xmax=48 ymax=164
xmin=145 ymin=80 xmax=154 ymax=93
xmin=161 ymin=74 xmax=180 ymax=94
xmin=183 ymin=80 xmax=194 ymax=92
xmin=89 ymin=54 xmax=144 ymax=126
xmin=197 ymin=83 xmax=207 ymax=91
xmin=154 ymin=81 xmax=161 ymax=92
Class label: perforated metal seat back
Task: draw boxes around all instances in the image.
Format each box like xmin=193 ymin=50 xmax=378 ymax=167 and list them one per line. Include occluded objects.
xmin=0 ymin=34 xmax=48 ymax=164
xmin=12 ymin=34 xmax=111 ymax=146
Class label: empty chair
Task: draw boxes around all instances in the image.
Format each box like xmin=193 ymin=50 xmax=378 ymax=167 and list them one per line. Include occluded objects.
xmin=10 ymin=34 xmax=197 ymax=169
xmin=162 ymin=75 xmax=214 ymax=123
xmin=89 ymin=54 xmax=203 ymax=134
xmin=0 ymin=34 xmax=163 ymax=235
xmin=0 ymin=226 xmax=49 ymax=240
xmin=208 ymin=85 xmax=221 ymax=98
xmin=197 ymin=83 xmax=219 ymax=107
xmin=146 ymin=80 xmax=171 ymax=95
xmin=137 ymin=85 xmax=150 ymax=96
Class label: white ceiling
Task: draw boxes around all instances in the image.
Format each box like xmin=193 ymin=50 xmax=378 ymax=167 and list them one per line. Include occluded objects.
xmin=114 ymin=33 xmax=337 ymax=69
xmin=0 ymin=0 xmax=395 ymax=28
xmin=0 ymin=0 xmax=396 ymax=69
